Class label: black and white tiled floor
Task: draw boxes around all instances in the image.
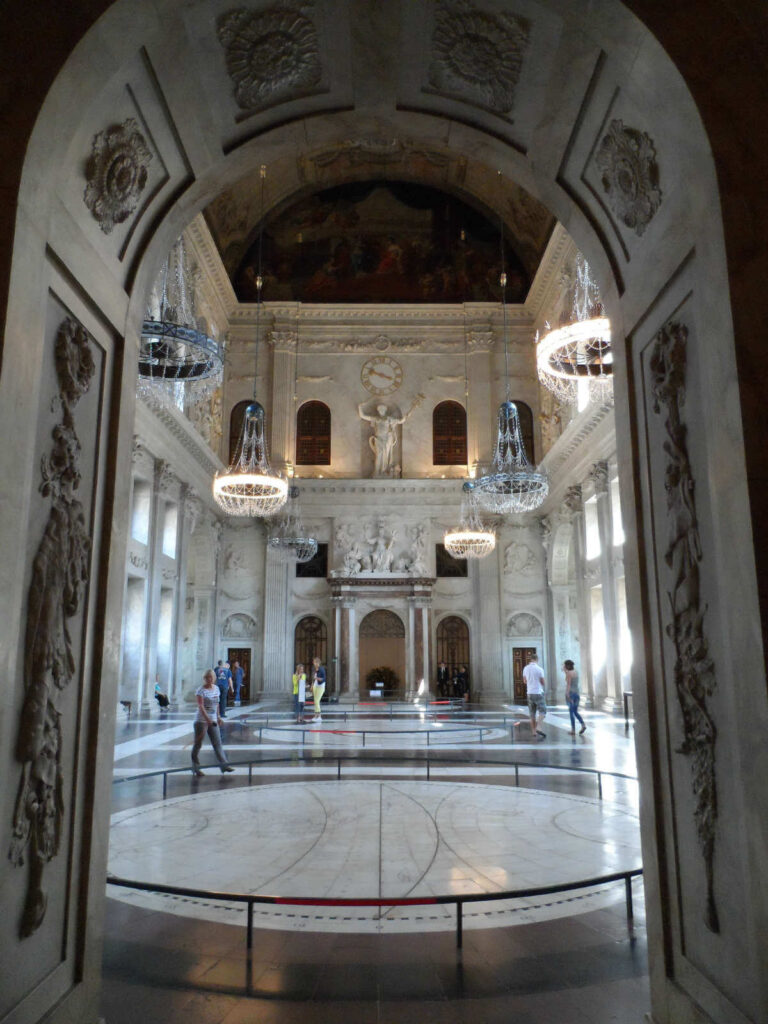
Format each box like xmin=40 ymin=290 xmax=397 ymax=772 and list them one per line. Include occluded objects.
xmin=102 ymin=701 xmax=649 ymax=1023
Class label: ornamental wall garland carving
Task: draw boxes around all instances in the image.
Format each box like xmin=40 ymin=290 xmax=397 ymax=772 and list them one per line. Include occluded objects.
xmin=649 ymin=320 xmax=719 ymax=932
xmin=595 ymin=119 xmax=662 ymax=237
xmin=83 ymin=118 xmax=152 ymax=234
xmin=9 ymin=317 xmax=95 ymax=938
xmin=217 ymin=4 xmax=322 ymax=113
xmin=428 ymin=0 xmax=530 ymax=116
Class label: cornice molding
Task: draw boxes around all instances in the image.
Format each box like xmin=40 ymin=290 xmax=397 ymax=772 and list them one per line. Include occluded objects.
xmin=185 ymin=213 xmax=238 ymax=320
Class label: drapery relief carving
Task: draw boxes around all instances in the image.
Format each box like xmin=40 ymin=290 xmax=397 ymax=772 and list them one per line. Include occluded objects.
xmin=9 ymin=318 xmax=95 ymax=938
xmin=83 ymin=118 xmax=152 ymax=234
xmin=649 ymin=320 xmax=719 ymax=932
xmin=217 ymin=4 xmax=322 ymax=113
xmin=428 ymin=0 xmax=530 ymax=116
xmin=595 ymin=119 xmax=662 ymax=237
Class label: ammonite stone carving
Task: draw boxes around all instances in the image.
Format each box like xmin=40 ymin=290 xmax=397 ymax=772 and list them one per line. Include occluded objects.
xmin=428 ymin=0 xmax=530 ymax=115
xmin=83 ymin=118 xmax=152 ymax=234
xmin=595 ymin=119 xmax=662 ymax=236
xmin=217 ymin=4 xmax=322 ymax=112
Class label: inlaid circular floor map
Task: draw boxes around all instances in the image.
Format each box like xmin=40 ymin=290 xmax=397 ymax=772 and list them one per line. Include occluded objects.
xmin=108 ymin=780 xmax=641 ymax=933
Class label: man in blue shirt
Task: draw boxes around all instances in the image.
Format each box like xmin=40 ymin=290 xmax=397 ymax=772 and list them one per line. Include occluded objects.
xmin=232 ymin=660 xmax=244 ymax=705
xmin=214 ymin=660 xmax=233 ymax=718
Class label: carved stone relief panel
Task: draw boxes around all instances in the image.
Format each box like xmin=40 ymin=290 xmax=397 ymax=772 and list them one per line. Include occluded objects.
xmin=83 ymin=118 xmax=152 ymax=234
xmin=217 ymin=4 xmax=323 ymax=114
xmin=647 ymin=320 xmax=719 ymax=933
xmin=8 ymin=314 xmax=101 ymax=950
xmin=505 ymin=612 xmax=543 ymax=638
xmin=503 ymin=540 xmax=538 ymax=576
xmin=222 ymin=612 xmax=258 ymax=638
xmin=427 ymin=0 xmax=530 ymax=117
xmin=595 ymin=119 xmax=662 ymax=237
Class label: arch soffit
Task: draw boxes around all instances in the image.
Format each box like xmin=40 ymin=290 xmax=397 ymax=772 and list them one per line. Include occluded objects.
xmin=10 ymin=0 xmax=721 ymax=355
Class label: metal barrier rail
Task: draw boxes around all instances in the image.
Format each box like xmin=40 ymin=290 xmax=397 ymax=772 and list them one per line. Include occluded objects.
xmin=111 ymin=753 xmax=637 ymax=813
xmin=106 ymin=867 xmax=642 ymax=951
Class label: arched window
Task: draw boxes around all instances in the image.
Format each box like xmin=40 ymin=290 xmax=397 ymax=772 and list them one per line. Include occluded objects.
xmin=511 ymin=400 xmax=535 ymax=463
xmin=436 ymin=616 xmax=470 ymax=680
xmin=228 ymin=400 xmax=264 ymax=465
xmin=432 ymin=401 xmax=467 ymax=465
xmin=294 ymin=615 xmax=328 ymax=670
xmin=296 ymin=401 xmax=331 ymax=465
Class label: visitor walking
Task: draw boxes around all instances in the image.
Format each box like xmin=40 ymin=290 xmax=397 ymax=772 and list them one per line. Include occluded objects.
xmin=214 ymin=659 xmax=233 ymax=717
xmin=232 ymin=660 xmax=244 ymax=705
xmin=522 ymin=651 xmax=547 ymax=739
xmin=311 ymin=656 xmax=326 ymax=720
xmin=564 ymin=659 xmax=586 ymax=735
xmin=293 ymin=662 xmax=306 ymax=721
xmin=191 ymin=669 xmax=235 ymax=776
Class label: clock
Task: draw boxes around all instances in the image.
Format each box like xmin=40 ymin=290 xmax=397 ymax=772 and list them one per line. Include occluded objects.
xmin=361 ymin=355 xmax=403 ymax=395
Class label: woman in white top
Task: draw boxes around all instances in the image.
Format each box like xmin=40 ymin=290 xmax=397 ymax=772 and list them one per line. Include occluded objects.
xmin=191 ymin=669 xmax=235 ymax=776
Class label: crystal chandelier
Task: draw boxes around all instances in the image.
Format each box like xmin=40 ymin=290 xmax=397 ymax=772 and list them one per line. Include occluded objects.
xmin=139 ymin=236 xmax=224 ymax=407
xmin=443 ymin=483 xmax=496 ymax=559
xmin=536 ymin=253 xmax=613 ymax=404
xmin=267 ymin=487 xmax=318 ymax=563
xmin=474 ymin=225 xmax=548 ymax=514
xmin=213 ymin=166 xmax=288 ymax=517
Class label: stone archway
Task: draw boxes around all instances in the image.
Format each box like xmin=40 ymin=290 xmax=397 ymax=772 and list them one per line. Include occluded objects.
xmin=1 ymin=4 xmax=767 ymax=1023
xmin=358 ymin=609 xmax=406 ymax=699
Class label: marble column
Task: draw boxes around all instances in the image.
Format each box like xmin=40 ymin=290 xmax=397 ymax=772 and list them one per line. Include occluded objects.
xmin=540 ymin=517 xmax=557 ymax=700
xmin=262 ymin=543 xmax=290 ymax=693
xmin=143 ymin=459 xmax=176 ymax=706
xmin=565 ymin=485 xmax=595 ymax=707
xmin=474 ymin=554 xmax=503 ymax=700
xmin=269 ymin=327 xmax=298 ymax=474
xmin=467 ymin=326 xmax=494 ymax=475
xmin=173 ymin=488 xmax=200 ymax=700
xmin=591 ymin=460 xmax=623 ymax=709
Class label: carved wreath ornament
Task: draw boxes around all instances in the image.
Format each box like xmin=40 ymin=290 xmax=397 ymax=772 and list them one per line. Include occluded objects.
xmin=649 ymin=320 xmax=719 ymax=933
xmin=428 ymin=0 xmax=530 ymax=115
xmin=83 ymin=118 xmax=152 ymax=234
xmin=595 ymin=119 xmax=662 ymax=236
xmin=9 ymin=318 xmax=95 ymax=938
xmin=217 ymin=3 xmax=322 ymax=112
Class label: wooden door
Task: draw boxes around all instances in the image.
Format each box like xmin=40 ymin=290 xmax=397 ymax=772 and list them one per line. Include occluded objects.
xmin=228 ymin=647 xmax=251 ymax=703
xmin=512 ymin=647 xmax=537 ymax=704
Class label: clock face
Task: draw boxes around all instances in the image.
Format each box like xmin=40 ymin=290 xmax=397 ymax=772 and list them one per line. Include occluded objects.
xmin=361 ymin=355 xmax=403 ymax=395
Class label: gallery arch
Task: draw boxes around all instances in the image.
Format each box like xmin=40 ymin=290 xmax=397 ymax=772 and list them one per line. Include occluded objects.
xmin=1 ymin=3 xmax=767 ymax=1023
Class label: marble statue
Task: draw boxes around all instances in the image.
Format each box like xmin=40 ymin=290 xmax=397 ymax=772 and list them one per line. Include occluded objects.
xmin=358 ymin=394 xmax=424 ymax=477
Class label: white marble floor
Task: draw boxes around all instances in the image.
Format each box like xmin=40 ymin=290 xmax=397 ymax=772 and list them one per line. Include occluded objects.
xmin=108 ymin=779 xmax=641 ymax=933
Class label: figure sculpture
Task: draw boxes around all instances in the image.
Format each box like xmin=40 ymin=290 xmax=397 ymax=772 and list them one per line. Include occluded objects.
xmin=358 ymin=394 xmax=424 ymax=477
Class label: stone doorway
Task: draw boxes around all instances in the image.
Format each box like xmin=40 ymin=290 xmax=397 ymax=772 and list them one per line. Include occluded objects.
xmin=359 ymin=610 xmax=406 ymax=699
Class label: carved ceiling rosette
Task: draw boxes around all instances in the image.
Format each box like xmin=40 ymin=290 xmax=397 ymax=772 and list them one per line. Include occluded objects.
xmin=595 ymin=119 xmax=662 ymax=236
xmin=83 ymin=118 xmax=152 ymax=234
xmin=649 ymin=319 xmax=719 ymax=933
xmin=217 ymin=4 xmax=322 ymax=113
xmin=428 ymin=0 xmax=530 ymax=115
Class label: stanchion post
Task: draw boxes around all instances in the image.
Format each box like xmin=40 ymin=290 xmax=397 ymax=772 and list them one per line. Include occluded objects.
xmin=247 ymin=900 xmax=254 ymax=950
xmin=162 ymin=772 xmax=167 ymax=800
xmin=456 ymin=901 xmax=463 ymax=948
xmin=248 ymin=762 xmax=253 ymax=784
xmin=625 ymin=875 xmax=634 ymax=922
xmin=337 ymin=758 xmax=341 ymax=780
xmin=515 ymin=764 xmax=519 ymax=786
xmin=598 ymin=772 xmax=603 ymax=799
